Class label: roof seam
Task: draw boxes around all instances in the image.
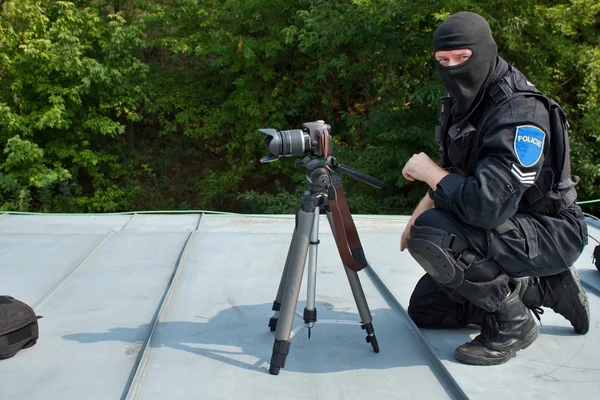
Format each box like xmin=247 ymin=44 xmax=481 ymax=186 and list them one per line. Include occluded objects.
xmin=121 ymin=214 xmax=202 ymax=400
xmin=364 ymin=265 xmax=471 ymax=400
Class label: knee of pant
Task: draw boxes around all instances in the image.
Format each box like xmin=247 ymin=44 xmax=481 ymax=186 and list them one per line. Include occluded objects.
xmin=407 ymin=225 xmax=468 ymax=288
xmin=407 ymin=224 xmax=450 ymax=248
xmin=413 ymin=208 xmax=457 ymax=230
xmin=412 ymin=209 xmax=469 ymax=246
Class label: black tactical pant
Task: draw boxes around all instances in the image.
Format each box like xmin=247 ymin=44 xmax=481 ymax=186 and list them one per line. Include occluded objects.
xmin=407 ymin=205 xmax=588 ymax=328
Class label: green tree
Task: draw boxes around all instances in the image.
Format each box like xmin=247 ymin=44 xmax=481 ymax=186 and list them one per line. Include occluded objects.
xmin=0 ymin=0 xmax=598 ymax=216
xmin=0 ymin=0 xmax=146 ymax=211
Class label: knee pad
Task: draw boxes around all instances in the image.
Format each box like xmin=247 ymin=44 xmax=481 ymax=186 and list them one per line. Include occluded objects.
xmin=407 ymin=226 xmax=479 ymax=289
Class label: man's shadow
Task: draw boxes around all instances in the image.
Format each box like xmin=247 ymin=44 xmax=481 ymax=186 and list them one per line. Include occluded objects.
xmin=62 ymin=301 xmax=479 ymax=373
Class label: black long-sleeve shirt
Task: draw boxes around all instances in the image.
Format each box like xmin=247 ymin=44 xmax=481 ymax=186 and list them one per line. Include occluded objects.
xmin=430 ymin=60 xmax=552 ymax=230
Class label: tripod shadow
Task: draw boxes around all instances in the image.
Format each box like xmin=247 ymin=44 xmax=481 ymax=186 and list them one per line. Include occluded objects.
xmin=62 ymin=301 xmax=471 ymax=374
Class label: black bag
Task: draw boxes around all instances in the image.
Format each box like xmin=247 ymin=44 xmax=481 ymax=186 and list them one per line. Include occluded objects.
xmin=594 ymin=245 xmax=600 ymax=272
xmin=0 ymin=295 xmax=41 ymax=359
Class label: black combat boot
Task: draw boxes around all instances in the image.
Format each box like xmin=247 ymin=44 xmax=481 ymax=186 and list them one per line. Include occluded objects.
xmin=518 ymin=266 xmax=589 ymax=334
xmin=454 ymin=280 xmax=539 ymax=366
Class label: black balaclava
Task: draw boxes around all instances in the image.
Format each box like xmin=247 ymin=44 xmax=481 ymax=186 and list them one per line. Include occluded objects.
xmin=433 ymin=12 xmax=498 ymax=120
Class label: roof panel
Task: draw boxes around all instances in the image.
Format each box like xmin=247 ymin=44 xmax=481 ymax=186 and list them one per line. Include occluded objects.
xmin=0 ymin=233 xmax=103 ymax=305
xmin=0 ymin=214 xmax=132 ymax=234
xmin=0 ymin=224 xmax=192 ymax=400
xmin=0 ymin=213 xmax=598 ymax=400
xmin=127 ymin=216 xmax=458 ymax=400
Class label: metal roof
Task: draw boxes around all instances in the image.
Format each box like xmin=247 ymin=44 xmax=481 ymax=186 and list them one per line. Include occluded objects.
xmin=0 ymin=212 xmax=598 ymax=399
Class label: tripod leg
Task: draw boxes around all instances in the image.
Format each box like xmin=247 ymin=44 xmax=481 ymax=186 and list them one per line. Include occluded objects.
xmin=344 ymin=267 xmax=379 ymax=353
xmin=304 ymin=208 xmax=320 ymax=338
xmin=326 ymin=212 xmax=379 ymax=353
xmin=269 ymin=206 xmax=316 ymax=375
xmin=268 ymin=206 xmax=302 ymax=332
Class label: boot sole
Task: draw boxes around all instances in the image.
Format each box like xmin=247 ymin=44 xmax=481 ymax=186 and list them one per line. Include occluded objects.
xmin=556 ymin=267 xmax=590 ymax=334
xmin=454 ymin=326 xmax=540 ymax=366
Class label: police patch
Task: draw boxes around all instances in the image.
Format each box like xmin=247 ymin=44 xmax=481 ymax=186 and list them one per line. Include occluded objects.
xmin=513 ymin=125 xmax=545 ymax=167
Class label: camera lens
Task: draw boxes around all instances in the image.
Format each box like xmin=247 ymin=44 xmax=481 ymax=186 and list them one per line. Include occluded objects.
xmin=279 ymin=130 xmax=310 ymax=157
xmin=259 ymin=128 xmax=311 ymax=163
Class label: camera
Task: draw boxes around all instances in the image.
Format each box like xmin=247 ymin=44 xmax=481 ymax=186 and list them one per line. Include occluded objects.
xmin=258 ymin=119 xmax=384 ymax=190
xmin=258 ymin=120 xmax=332 ymax=163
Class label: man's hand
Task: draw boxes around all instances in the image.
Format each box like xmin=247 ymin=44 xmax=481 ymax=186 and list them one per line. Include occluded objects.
xmin=402 ymin=152 xmax=449 ymax=189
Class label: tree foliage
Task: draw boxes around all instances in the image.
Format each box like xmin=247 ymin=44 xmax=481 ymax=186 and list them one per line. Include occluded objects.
xmin=0 ymin=0 xmax=598 ymax=215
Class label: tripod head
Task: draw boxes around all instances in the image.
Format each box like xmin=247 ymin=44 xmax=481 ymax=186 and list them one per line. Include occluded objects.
xmin=295 ymin=155 xmax=384 ymax=193
xmin=258 ymin=120 xmax=384 ymax=191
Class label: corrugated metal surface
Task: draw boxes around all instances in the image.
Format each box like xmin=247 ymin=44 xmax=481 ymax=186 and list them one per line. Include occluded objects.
xmin=0 ymin=213 xmax=598 ymax=399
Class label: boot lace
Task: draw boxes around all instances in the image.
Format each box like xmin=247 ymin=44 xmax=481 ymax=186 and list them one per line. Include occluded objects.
xmin=480 ymin=313 xmax=501 ymax=343
xmin=529 ymin=306 xmax=544 ymax=325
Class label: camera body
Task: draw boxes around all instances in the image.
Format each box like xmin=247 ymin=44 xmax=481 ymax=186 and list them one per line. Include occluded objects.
xmin=259 ymin=120 xmax=332 ymax=163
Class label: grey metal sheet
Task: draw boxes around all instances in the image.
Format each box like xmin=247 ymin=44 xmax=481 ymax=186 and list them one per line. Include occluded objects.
xmin=0 ymin=233 xmax=105 ymax=305
xmin=0 ymin=213 xmax=598 ymax=400
xmin=123 ymin=214 xmax=200 ymax=233
xmin=0 ymin=213 xmax=132 ymax=234
xmin=126 ymin=215 xmax=457 ymax=400
xmin=0 ymin=215 xmax=195 ymax=400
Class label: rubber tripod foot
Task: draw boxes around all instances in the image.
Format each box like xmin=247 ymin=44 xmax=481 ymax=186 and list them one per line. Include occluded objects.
xmin=269 ymin=339 xmax=290 ymax=375
xmin=362 ymin=322 xmax=379 ymax=353
xmin=269 ymin=365 xmax=280 ymax=375
xmin=367 ymin=334 xmax=380 ymax=353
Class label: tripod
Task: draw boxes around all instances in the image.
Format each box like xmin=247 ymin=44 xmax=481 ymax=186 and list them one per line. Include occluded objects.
xmin=267 ymin=155 xmax=383 ymax=375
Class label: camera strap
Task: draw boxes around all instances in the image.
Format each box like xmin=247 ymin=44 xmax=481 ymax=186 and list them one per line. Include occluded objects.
xmin=328 ymin=172 xmax=369 ymax=272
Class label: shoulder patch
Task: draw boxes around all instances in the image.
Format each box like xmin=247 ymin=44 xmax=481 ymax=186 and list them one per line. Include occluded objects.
xmin=514 ymin=125 xmax=545 ymax=167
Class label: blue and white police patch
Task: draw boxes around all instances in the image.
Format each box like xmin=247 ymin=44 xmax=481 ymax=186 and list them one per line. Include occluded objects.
xmin=514 ymin=125 xmax=545 ymax=167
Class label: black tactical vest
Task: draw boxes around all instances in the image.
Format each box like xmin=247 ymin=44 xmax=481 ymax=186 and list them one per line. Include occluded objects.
xmin=436 ymin=63 xmax=579 ymax=216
